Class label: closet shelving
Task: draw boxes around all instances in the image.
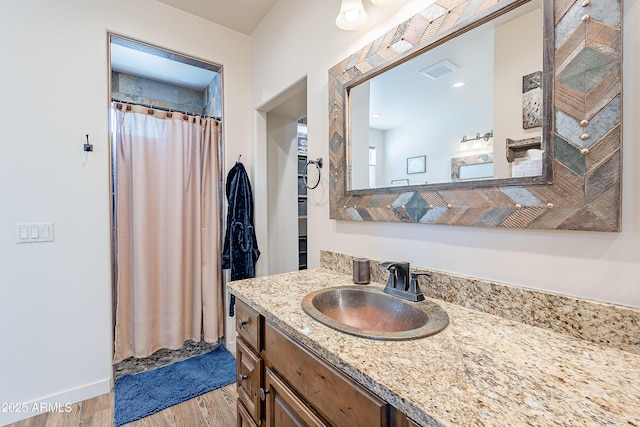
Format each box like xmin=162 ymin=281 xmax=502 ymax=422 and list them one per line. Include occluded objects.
xmin=297 ymin=121 xmax=308 ymax=270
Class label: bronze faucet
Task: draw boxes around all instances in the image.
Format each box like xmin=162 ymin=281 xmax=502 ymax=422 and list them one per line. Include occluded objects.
xmin=380 ymin=261 xmax=426 ymax=302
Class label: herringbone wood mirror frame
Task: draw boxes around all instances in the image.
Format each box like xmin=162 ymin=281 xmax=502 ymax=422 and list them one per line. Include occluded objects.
xmin=329 ymin=0 xmax=621 ymax=231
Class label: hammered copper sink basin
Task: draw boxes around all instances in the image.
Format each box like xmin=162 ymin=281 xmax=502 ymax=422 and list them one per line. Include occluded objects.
xmin=301 ymin=286 xmax=449 ymax=340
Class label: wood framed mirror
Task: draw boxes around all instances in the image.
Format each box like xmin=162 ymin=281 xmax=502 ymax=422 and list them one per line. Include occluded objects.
xmin=328 ymin=0 xmax=621 ymax=231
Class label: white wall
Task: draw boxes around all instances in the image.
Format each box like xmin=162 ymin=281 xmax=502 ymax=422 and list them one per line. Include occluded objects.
xmin=369 ymin=129 xmax=386 ymax=187
xmin=0 ymin=1 xmax=251 ymax=424
xmin=266 ymin=113 xmax=300 ymax=273
xmin=251 ymin=0 xmax=640 ymax=309
xmin=351 ymin=82 xmax=372 ymax=190
xmin=384 ymin=101 xmax=493 ymax=184
xmin=494 ymin=6 xmax=543 ymax=179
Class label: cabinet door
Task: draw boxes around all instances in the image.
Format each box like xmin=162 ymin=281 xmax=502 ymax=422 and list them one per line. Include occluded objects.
xmin=265 ymin=322 xmax=387 ymax=426
xmin=264 ymin=368 xmax=327 ymax=427
xmin=237 ymin=338 xmax=263 ymax=424
xmin=238 ymin=400 xmax=259 ymax=427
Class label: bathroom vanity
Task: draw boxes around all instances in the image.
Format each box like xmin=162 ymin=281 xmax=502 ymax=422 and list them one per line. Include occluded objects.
xmin=235 ymin=297 xmax=408 ymax=426
xmin=229 ymin=267 xmax=640 ymax=426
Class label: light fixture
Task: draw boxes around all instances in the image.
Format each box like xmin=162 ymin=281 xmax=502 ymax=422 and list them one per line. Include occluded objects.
xmin=370 ymin=0 xmax=401 ymax=6
xmin=453 ymin=81 xmax=466 ymax=88
xmin=336 ymin=0 xmax=369 ymax=31
xmin=472 ymin=134 xmax=482 ymax=149
xmin=459 ymin=130 xmax=493 ymax=151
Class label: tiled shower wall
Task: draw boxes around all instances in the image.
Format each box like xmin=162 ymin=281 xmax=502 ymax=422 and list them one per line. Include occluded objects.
xmin=203 ymin=72 xmax=222 ymax=118
xmin=111 ymin=71 xmax=221 ymax=117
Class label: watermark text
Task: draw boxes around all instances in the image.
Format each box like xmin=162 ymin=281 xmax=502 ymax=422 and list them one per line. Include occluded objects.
xmin=1 ymin=402 xmax=72 ymax=413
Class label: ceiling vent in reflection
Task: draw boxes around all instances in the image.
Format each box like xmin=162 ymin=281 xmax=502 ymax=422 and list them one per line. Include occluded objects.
xmin=419 ymin=60 xmax=459 ymax=79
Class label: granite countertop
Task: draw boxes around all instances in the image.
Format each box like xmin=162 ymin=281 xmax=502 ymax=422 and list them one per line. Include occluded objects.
xmin=228 ymin=268 xmax=640 ymax=427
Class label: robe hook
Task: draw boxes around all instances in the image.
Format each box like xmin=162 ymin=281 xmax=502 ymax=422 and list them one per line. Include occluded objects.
xmin=84 ymin=134 xmax=93 ymax=152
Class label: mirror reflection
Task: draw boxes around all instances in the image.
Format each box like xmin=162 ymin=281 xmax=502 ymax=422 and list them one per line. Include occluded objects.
xmin=348 ymin=0 xmax=543 ymax=190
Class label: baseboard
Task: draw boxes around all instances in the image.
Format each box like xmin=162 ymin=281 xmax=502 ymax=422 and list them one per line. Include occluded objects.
xmin=0 ymin=378 xmax=111 ymax=426
xmin=224 ymin=335 xmax=236 ymax=355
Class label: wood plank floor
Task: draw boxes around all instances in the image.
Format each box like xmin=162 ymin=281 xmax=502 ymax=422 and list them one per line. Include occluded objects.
xmin=5 ymin=384 xmax=237 ymax=427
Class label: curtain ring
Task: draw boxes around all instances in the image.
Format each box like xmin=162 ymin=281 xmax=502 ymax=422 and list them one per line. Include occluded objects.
xmin=303 ymin=157 xmax=323 ymax=190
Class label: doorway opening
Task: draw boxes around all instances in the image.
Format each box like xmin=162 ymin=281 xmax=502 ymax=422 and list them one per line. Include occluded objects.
xmin=259 ymin=78 xmax=308 ymax=275
xmin=109 ymin=34 xmax=225 ymax=379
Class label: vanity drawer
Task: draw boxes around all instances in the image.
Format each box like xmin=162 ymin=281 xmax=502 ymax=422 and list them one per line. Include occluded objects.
xmin=236 ymin=338 xmax=263 ymax=425
xmin=235 ymin=299 xmax=262 ymax=352
xmin=265 ymin=322 xmax=388 ymax=427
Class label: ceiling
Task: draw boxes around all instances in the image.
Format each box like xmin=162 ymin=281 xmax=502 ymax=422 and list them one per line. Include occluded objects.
xmin=110 ymin=42 xmax=219 ymax=90
xmin=156 ymin=0 xmax=280 ymax=34
xmin=363 ymin=0 xmax=541 ymax=131
xmin=110 ymin=1 xmax=287 ymax=97
xmin=364 ymin=25 xmax=494 ymax=131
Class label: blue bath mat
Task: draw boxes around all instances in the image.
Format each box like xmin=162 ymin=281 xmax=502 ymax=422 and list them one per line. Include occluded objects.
xmin=114 ymin=345 xmax=236 ymax=426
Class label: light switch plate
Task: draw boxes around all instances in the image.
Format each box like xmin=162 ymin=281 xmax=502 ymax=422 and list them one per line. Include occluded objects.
xmin=16 ymin=223 xmax=54 ymax=243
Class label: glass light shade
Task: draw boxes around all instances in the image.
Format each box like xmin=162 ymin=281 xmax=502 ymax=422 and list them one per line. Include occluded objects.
xmin=336 ymin=0 xmax=369 ymax=31
xmin=370 ymin=0 xmax=401 ymax=6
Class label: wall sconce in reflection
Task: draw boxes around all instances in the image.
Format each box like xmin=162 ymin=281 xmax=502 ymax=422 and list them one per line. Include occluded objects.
xmin=336 ymin=0 xmax=369 ymax=31
xmin=459 ymin=130 xmax=493 ymax=151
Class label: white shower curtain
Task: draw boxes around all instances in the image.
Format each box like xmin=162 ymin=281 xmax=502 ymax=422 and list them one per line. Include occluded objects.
xmin=112 ymin=103 xmax=223 ymax=363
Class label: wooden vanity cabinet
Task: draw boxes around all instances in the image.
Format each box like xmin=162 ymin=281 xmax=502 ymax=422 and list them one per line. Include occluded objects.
xmin=235 ymin=299 xmax=264 ymax=426
xmin=264 ymin=322 xmax=388 ymax=426
xmin=234 ymin=298 xmax=413 ymax=427
xmin=237 ymin=400 xmax=259 ymax=427
xmin=236 ymin=338 xmax=263 ymax=424
xmin=236 ymin=299 xmax=262 ymax=350
xmin=264 ymin=367 xmax=327 ymax=426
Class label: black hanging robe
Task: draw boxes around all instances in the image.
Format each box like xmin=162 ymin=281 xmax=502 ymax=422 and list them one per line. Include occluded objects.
xmin=222 ymin=161 xmax=260 ymax=315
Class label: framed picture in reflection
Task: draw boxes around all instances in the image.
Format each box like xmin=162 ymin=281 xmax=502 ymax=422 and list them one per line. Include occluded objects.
xmin=407 ymin=155 xmax=426 ymax=174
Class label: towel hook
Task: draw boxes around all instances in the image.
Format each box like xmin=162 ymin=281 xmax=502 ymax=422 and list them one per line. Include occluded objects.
xmin=83 ymin=134 xmax=93 ymax=152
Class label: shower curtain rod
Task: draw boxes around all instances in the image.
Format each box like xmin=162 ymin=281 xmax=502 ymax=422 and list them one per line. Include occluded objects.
xmin=112 ymin=99 xmax=222 ymax=122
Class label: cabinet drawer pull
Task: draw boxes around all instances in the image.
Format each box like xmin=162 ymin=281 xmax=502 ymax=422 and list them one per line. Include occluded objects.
xmin=237 ymin=373 xmax=248 ymax=383
xmin=237 ymin=319 xmax=248 ymax=329
xmin=259 ymin=387 xmax=270 ymax=401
